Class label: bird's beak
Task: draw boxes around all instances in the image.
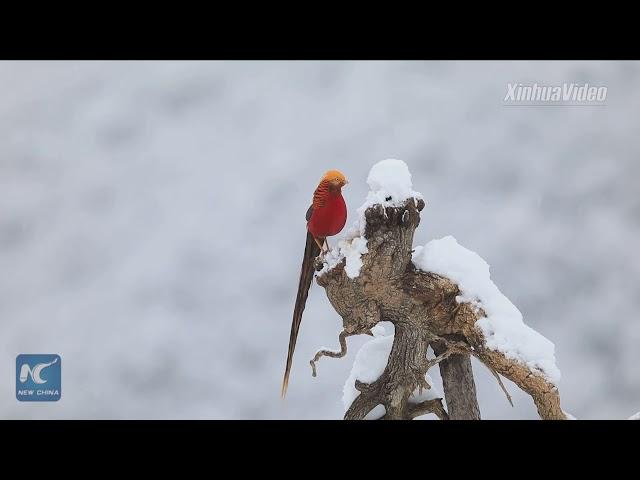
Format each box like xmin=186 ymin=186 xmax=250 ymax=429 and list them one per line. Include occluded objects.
xmin=343 ymin=179 xmax=349 ymax=186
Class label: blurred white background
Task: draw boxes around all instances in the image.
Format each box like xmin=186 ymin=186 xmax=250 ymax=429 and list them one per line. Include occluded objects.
xmin=1 ymin=61 xmax=638 ymax=419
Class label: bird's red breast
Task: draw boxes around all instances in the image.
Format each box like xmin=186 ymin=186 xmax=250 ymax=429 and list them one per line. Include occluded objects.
xmin=308 ymin=186 xmax=347 ymax=238
xmin=307 ymin=172 xmax=348 ymax=239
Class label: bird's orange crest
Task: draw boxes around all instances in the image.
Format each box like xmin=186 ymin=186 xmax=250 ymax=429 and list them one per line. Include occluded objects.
xmin=321 ymin=170 xmax=348 ymax=185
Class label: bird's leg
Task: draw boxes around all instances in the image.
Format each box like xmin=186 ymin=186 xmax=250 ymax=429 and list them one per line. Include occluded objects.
xmin=313 ymin=236 xmax=331 ymax=256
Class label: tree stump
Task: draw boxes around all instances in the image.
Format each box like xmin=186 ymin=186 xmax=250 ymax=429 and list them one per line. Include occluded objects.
xmin=313 ymin=198 xmax=566 ymax=420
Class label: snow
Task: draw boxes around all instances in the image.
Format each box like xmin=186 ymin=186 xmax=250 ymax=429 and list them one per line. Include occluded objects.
xmin=320 ymin=159 xmax=421 ymax=279
xmin=361 ymin=159 xmax=423 ymax=211
xmin=319 ymin=227 xmax=368 ymax=279
xmin=628 ymin=411 xmax=640 ymax=420
xmin=364 ymin=404 xmax=386 ymax=420
xmin=563 ymin=410 xmax=577 ymax=420
xmin=342 ymin=324 xmax=442 ymax=413
xmin=356 ymin=159 xmax=424 ymax=235
xmin=412 ymin=236 xmax=561 ymax=385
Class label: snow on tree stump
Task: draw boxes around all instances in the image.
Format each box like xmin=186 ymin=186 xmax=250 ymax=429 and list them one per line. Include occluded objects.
xmin=310 ymin=159 xmax=566 ymax=420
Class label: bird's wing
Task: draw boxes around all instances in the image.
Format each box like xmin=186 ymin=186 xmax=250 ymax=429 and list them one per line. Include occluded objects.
xmin=281 ymin=230 xmax=321 ymax=398
xmin=305 ymin=204 xmax=313 ymax=221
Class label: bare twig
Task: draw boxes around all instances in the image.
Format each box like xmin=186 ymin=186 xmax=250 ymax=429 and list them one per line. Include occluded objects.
xmin=486 ymin=365 xmax=514 ymax=407
xmin=310 ymin=330 xmax=352 ymax=377
xmin=424 ymin=349 xmax=454 ymax=371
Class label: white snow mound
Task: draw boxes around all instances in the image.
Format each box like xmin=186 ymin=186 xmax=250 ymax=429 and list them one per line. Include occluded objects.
xmin=361 ymin=158 xmax=423 ymax=211
xmin=412 ymin=235 xmax=561 ymax=385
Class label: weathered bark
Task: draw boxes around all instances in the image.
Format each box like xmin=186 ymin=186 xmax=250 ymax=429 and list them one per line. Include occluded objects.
xmin=312 ymin=198 xmax=566 ymax=420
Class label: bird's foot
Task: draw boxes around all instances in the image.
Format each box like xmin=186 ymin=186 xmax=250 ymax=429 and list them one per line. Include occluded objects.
xmin=321 ymin=239 xmax=330 ymax=255
xmin=313 ymin=237 xmax=331 ymax=256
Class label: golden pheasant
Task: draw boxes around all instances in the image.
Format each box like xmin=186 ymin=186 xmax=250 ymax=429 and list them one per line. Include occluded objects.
xmin=281 ymin=170 xmax=348 ymax=398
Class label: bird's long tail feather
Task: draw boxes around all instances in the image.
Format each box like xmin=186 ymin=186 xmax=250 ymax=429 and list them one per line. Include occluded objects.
xmin=282 ymin=231 xmax=321 ymax=398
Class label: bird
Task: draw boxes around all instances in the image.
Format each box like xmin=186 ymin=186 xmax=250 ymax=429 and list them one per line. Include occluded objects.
xmin=281 ymin=169 xmax=349 ymax=398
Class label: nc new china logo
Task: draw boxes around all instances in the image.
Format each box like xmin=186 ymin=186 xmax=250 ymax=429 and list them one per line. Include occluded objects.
xmin=16 ymin=354 xmax=61 ymax=402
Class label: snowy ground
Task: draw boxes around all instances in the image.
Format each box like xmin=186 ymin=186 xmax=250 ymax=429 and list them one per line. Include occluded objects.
xmin=1 ymin=61 xmax=639 ymax=419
